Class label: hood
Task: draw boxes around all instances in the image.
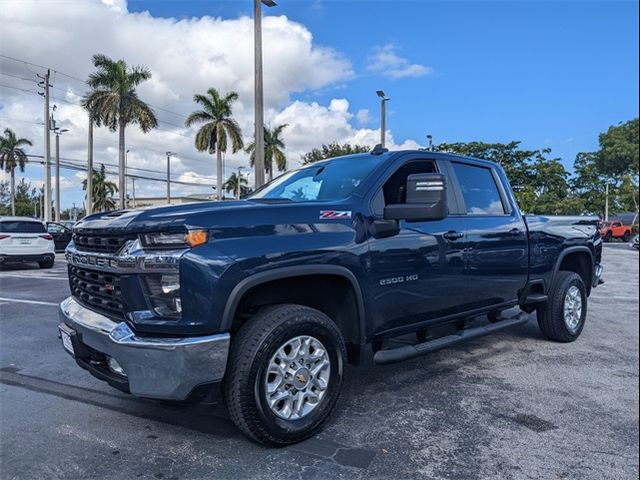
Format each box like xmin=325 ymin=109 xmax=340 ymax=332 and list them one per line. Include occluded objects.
xmin=74 ymin=199 xmax=356 ymax=233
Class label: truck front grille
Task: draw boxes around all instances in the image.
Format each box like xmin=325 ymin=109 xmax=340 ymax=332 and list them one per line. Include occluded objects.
xmin=72 ymin=233 xmax=134 ymax=254
xmin=69 ymin=265 xmax=123 ymax=319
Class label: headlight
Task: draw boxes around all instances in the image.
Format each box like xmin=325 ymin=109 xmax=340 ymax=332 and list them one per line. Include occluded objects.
xmin=140 ymin=230 xmax=208 ymax=249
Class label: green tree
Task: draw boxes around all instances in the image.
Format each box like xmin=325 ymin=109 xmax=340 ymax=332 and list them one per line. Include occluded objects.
xmin=0 ymin=128 xmax=32 ymax=216
xmin=0 ymin=180 xmax=9 ymax=215
xmin=224 ymin=171 xmax=249 ymax=199
xmin=246 ymin=124 xmax=288 ymax=182
xmin=82 ymin=54 xmax=158 ymax=210
xmin=301 ymin=142 xmax=371 ymax=165
xmin=185 ymin=88 xmax=243 ymax=200
xmin=82 ymin=164 xmax=118 ymax=212
xmin=571 ymin=152 xmax=608 ymax=215
xmin=596 ymin=118 xmax=639 ymax=178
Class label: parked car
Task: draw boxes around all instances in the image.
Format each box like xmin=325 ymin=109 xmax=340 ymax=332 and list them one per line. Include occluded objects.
xmin=632 ymin=235 xmax=639 ymax=250
xmin=0 ymin=216 xmax=55 ymax=268
xmin=58 ymin=149 xmax=604 ymax=446
xmin=599 ymin=220 xmax=632 ymax=242
xmin=46 ymin=222 xmax=73 ymax=252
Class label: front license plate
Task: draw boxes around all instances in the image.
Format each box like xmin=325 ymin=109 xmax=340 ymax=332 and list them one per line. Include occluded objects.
xmin=59 ymin=328 xmax=75 ymax=356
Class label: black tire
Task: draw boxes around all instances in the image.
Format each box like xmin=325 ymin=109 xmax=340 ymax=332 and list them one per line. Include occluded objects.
xmin=223 ymin=304 xmax=346 ymax=446
xmin=537 ymin=271 xmax=587 ymax=342
xmin=38 ymin=258 xmax=54 ymax=269
xmin=604 ymin=231 xmax=612 ymax=242
xmin=623 ymin=231 xmax=631 ymax=242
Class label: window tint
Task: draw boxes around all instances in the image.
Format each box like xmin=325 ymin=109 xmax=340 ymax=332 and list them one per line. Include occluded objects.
xmin=0 ymin=221 xmax=46 ymax=233
xmin=452 ymin=163 xmax=505 ymax=215
xmin=382 ymin=161 xmax=436 ymax=205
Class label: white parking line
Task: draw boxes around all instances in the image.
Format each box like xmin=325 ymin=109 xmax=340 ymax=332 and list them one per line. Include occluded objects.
xmin=0 ymin=297 xmax=59 ymax=307
xmin=0 ymin=273 xmax=68 ymax=280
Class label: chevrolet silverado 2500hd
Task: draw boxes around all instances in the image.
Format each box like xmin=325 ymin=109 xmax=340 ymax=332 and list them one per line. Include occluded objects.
xmin=58 ymin=149 xmax=603 ymax=445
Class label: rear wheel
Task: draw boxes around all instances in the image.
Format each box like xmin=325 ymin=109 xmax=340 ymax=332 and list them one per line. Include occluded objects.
xmin=623 ymin=231 xmax=631 ymax=242
xmin=38 ymin=257 xmax=54 ymax=269
xmin=537 ymin=271 xmax=587 ymax=342
xmin=223 ymin=304 xmax=346 ymax=446
xmin=604 ymin=231 xmax=613 ymax=242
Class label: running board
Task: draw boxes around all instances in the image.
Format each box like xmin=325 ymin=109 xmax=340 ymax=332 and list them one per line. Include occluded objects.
xmin=373 ymin=314 xmax=529 ymax=365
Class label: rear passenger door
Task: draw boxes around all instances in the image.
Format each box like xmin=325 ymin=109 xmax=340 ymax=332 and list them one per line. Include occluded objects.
xmin=450 ymin=161 xmax=528 ymax=309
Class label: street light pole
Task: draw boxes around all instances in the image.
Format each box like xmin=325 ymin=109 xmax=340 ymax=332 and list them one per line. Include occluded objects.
xmin=86 ymin=117 xmax=94 ymax=216
xmin=54 ymin=128 xmax=68 ymax=222
xmin=236 ymin=166 xmax=244 ymax=200
xmin=254 ymin=0 xmax=277 ymax=190
xmin=166 ymin=152 xmax=175 ymax=204
xmin=426 ymin=134 xmax=433 ymax=152
xmin=125 ymin=149 xmax=130 ymax=207
xmin=376 ymin=90 xmax=389 ymax=148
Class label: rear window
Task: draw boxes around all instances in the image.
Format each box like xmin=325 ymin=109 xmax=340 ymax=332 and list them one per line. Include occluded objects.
xmin=0 ymin=221 xmax=46 ymax=233
xmin=452 ymin=162 xmax=506 ymax=215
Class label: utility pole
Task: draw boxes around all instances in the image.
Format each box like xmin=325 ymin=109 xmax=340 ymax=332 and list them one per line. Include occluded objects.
xmin=166 ymin=152 xmax=175 ymax=204
xmin=605 ymin=184 xmax=609 ymax=221
xmin=132 ymin=177 xmax=136 ymax=208
xmin=38 ymin=70 xmax=52 ymax=222
xmin=125 ymin=149 xmax=130 ymax=206
xmin=54 ymin=127 xmax=68 ymax=221
xmin=87 ymin=117 xmax=94 ymax=216
xmin=376 ymin=90 xmax=389 ymax=148
xmin=254 ymin=0 xmax=277 ymax=190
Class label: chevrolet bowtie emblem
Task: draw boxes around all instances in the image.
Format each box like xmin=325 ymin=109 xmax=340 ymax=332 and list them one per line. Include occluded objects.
xmin=296 ymin=373 xmax=307 ymax=384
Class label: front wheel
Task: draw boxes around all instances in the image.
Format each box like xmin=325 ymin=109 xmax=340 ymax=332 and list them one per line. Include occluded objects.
xmin=623 ymin=231 xmax=631 ymax=242
xmin=604 ymin=231 xmax=613 ymax=242
xmin=537 ymin=271 xmax=587 ymax=342
xmin=223 ymin=304 xmax=346 ymax=446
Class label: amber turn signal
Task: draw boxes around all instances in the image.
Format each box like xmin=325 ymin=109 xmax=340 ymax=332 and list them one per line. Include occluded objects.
xmin=185 ymin=230 xmax=208 ymax=247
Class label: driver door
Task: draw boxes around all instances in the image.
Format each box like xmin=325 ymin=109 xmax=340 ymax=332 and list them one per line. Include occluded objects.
xmin=365 ymin=157 xmax=468 ymax=335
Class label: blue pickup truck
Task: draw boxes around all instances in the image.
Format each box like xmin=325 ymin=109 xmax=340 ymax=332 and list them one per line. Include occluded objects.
xmin=58 ymin=149 xmax=603 ymax=445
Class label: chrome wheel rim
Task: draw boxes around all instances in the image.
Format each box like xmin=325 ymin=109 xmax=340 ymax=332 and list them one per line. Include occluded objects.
xmin=264 ymin=335 xmax=331 ymax=420
xmin=563 ymin=285 xmax=583 ymax=333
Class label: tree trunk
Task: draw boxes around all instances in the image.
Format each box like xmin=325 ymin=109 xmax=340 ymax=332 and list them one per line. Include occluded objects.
xmin=216 ymin=149 xmax=223 ymax=201
xmin=118 ymin=121 xmax=126 ymax=210
xmin=10 ymin=168 xmax=15 ymax=216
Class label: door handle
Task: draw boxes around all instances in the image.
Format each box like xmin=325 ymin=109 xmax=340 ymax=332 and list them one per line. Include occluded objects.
xmin=509 ymin=228 xmax=522 ymax=236
xmin=443 ymin=230 xmax=464 ymax=241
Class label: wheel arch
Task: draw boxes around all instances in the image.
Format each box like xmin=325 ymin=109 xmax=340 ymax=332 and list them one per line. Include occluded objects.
xmin=551 ymin=247 xmax=594 ymax=295
xmin=221 ymin=266 xmax=367 ymax=363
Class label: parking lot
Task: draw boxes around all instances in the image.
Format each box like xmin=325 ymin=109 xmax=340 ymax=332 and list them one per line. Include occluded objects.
xmin=0 ymin=244 xmax=638 ymax=479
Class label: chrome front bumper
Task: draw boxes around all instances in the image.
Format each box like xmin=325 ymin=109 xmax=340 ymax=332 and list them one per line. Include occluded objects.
xmin=58 ymin=296 xmax=230 ymax=401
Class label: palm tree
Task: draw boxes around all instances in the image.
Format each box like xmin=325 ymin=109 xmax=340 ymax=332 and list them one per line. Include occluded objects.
xmin=224 ymin=172 xmax=249 ymax=199
xmin=246 ymin=124 xmax=288 ymax=182
xmin=82 ymin=164 xmax=118 ymax=212
xmin=185 ymin=88 xmax=243 ymax=200
xmin=0 ymin=128 xmax=32 ymax=216
xmin=82 ymin=54 xmax=157 ymax=210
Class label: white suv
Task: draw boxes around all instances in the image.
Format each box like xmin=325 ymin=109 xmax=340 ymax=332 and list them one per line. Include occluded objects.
xmin=0 ymin=216 xmax=56 ymax=268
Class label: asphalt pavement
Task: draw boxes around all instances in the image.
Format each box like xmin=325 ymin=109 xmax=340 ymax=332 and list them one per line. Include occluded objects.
xmin=1 ymin=244 xmax=638 ymax=479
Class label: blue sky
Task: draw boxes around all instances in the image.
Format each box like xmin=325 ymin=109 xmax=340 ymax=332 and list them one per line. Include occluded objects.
xmin=0 ymin=0 xmax=638 ymax=210
xmin=128 ymin=0 xmax=639 ymax=170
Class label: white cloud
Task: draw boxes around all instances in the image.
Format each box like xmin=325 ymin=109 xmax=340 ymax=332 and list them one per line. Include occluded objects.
xmin=367 ymin=44 xmax=433 ymax=80
xmin=0 ymin=1 xmax=421 ymax=207
xmin=356 ymin=108 xmax=371 ymax=126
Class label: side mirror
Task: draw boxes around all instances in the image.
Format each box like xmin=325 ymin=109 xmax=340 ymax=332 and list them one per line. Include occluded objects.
xmin=384 ymin=173 xmax=447 ymax=222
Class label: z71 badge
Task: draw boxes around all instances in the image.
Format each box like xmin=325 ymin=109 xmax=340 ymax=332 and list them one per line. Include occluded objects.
xmin=319 ymin=210 xmax=352 ymax=220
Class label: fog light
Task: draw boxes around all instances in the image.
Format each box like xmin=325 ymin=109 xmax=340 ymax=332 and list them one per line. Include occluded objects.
xmin=161 ymin=274 xmax=180 ymax=294
xmin=107 ymin=357 xmax=127 ymax=377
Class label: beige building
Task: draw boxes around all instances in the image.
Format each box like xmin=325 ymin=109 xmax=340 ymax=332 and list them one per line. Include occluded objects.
xmin=127 ymin=194 xmax=216 ymax=208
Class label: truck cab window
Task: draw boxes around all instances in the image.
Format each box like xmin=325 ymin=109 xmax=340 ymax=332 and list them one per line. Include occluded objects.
xmin=383 ymin=161 xmax=436 ymax=205
xmin=452 ymin=162 xmax=506 ymax=215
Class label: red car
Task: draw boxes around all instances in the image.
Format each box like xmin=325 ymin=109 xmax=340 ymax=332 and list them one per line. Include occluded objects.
xmin=599 ymin=221 xmax=632 ymax=242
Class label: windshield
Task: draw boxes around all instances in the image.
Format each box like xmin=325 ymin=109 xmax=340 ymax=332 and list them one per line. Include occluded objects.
xmin=248 ymin=155 xmax=386 ymax=202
